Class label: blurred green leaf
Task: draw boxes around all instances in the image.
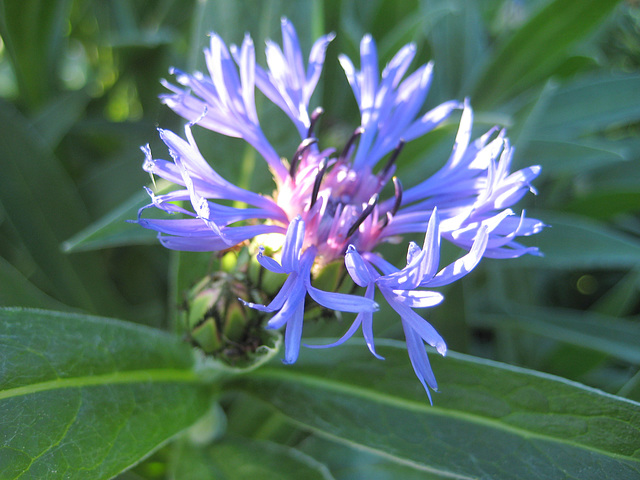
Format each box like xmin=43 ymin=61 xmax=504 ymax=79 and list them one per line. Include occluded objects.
xmin=300 ymin=435 xmax=445 ymax=480
xmin=533 ymin=73 xmax=640 ymax=139
xmin=0 ymin=257 xmax=74 ymax=311
xmin=171 ymin=436 xmax=334 ymax=480
xmin=590 ymin=268 xmax=640 ymax=317
xmin=0 ymin=99 xmax=118 ymax=310
xmin=232 ymin=341 xmax=640 ymax=480
xmin=422 ymin=0 xmax=488 ymax=101
xmin=517 ymin=140 xmax=627 ymax=175
xmin=517 ymin=211 xmax=640 ymax=269
xmin=0 ymin=308 xmax=212 ymax=480
xmin=481 ymin=306 xmax=640 ymax=364
xmin=62 ymin=181 xmax=173 ymax=253
xmin=32 ymin=89 xmax=91 ymax=148
xmin=0 ymin=0 xmax=73 ymax=109
xmin=473 ymin=0 xmax=623 ymax=108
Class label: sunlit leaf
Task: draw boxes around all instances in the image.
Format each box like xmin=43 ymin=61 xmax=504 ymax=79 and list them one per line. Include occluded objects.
xmin=232 ymin=341 xmax=640 ymax=480
xmin=0 ymin=308 xmax=212 ymax=480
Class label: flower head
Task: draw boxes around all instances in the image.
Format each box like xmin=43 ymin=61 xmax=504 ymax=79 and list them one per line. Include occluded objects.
xmin=138 ymin=19 xmax=545 ymax=398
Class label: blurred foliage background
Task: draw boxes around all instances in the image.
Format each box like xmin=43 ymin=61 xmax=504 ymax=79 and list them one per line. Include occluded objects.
xmin=1 ymin=0 xmax=640 ymax=476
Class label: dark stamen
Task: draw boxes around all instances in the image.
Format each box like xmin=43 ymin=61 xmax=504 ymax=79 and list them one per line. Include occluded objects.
xmin=391 ymin=176 xmax=403 ymax=216
xmin=382 ymin=139 xmax=405 ymax=176
xmin=290 ymin=137 xmax=318 ymax=178
xmin=380 ymin=177 xmax=403 ymax=229
xmin=310 ymin=157 xmax=329 ymax=208
xmin=308 ymin=107 xmax=324 ymax=138
xmin=339 ymin=126 xmax=364 ymax=163
xmin=347 ymin=193 xmax=379 ymax=238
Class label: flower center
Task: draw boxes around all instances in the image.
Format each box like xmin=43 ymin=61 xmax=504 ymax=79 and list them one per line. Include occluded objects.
xmin=275 ymin=134 xmax=404 ymax=266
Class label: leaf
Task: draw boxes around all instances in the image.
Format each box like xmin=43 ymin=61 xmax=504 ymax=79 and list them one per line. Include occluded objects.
xmin=62 ymin=181 xmax=173 ymax=253
xmin=231 ymin=341 xmax=640 ymax=480
xmin=0 ymin=257 xmax=74 ymax=311
xmin=0 ymin=99 xmax=117 ymax=311
xmin=516 ymin=211 xmax=640 ymax=269
xmin=0 ymin=308 xmax=212 ymax=480
xmin=170 ymin=436 xmax=335 ymax=480
xmin=473 ymin=0 xmax=623 ymax=108
xmin=480 ymin=306 xmax=640 ymax=365
xmin=516 ymin=140 xmax=626 ymax=176
xmin=32 ymin=89 xmax=91 ymax=148
xmin=0 ymin=0 xmax=73 ymax=109
xmin=533 ymin=73 xmax=640 ymax=139
xmin=300 ymin=435 xmax=445 ymax=480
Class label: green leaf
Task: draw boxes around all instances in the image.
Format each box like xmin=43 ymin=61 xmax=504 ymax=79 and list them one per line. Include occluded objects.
xmin=533 ymin=74 xmax=640 ymax=139
xmin=0 ymin=257 xmax=73 ymax=311
xmin=516 ymin=211 xmax=640 ymax=269
xmin=32 ymin=89 xmax=91 ymax=148
xmin=62 ymin=181 xmax=173 ymax=253
xmin=0 ymin=99 xmax=112 ymax=310
xmin=480 ymin=306 xmax=640 ymax=365
xmin=170 ymin=436 xmax=334 ymax=480
xmin=0 ymin=0 xmax=73 ymax=109
xmin=516 ymin=140 xmax=626 ymax=176
xmin=0 ymin=308 xmax=212 ymax=480
xmin=473 ymin=0 xmax=623 ymax=108
xmin=231 ymin=341 xmax=640 ymax=480
xmin=300 ymin=435 xmax=445 ymax=480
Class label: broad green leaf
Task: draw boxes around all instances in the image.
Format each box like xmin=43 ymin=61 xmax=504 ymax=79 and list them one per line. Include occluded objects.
xmin=516 ymin=140 xmax=626 ymax=175
xmin=62 ymin=181 xmax=173 ymax=253
xmin=480 ymin=306 xmax=640 ymax=365
xmin=0 ymin=308 xmax=212 ymax=480
xmin=516 ymin=211 xmax=640 ymax=269
xmin=300 ymin=435 xmax=445 ymax=480
xmin=170 ymin=436 xmax=334 ymax=480
xmin=231 ymin=341 xmax=640 ymax=479
xmin=473 ymin=0 xmax=623 ymax=108
xmin=533 ymin=73 xmax=640 ymax=139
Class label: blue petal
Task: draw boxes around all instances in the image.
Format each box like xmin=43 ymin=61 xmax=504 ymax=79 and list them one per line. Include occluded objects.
xmin=283 ymin=299 xmax=306 ymax=364
xmin=381 ymin=288 xmax=446 ymax=355
xmin=345 ymin=245 xmax=373 ymax=287
xmin=306 ymin=284 xmax=379 ymax=313
xmin=390 ymin=289 xmax=444 ymax=309
xmin=257 ymin=246 xmax=286 ymax=274
xmin=281 ymin=216 xmax=305 ymax=272
xmin=403 ymin=320 xmax=438 ymax=403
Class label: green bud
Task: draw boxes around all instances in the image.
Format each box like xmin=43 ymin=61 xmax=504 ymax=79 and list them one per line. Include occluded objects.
xmin=182 ymin=257 xmax=273 ymax=364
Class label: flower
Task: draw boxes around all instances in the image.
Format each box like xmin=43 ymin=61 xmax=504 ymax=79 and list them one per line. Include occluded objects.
xmin=137 ymin=18 xmax=544 ymax=397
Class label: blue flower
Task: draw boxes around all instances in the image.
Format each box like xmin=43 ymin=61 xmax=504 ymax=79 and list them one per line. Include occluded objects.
xmin=137 ymin=19 xmax=545 ymax=398
xmin=240 ymin=216 xmax=379 ymax=364
xmin=320 ymin=208 xmax=488 ymax=402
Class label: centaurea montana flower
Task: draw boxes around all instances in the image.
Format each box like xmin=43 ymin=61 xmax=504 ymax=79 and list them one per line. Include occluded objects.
xmin=137 ymin=18 xmax=545 ymax=399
